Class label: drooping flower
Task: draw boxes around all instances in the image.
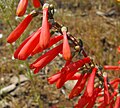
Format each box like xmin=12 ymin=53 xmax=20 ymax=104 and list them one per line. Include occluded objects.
xmin=7 ymin=14 xmax=33 ymax=43
xmin=103 ymin=72 xmax=110 ymax=105
xmin=86 ymin=67 xmax=97 ymax=97
xmin=16 ymin=0 xmax=28 ymax=16
xmin=31 ymin=35 xmax=63 ymax=56
xmin=61 ymin=26 xmax=72 ymax=61
xmin=30 ymin=43 xmax=63 ymax=73
xmin=32 ymin=0 xmax=41 ymax=8
xmin=39 ymin=4 xmax=50 ymax=49
xmin=17 ymin=28 xmax=41 ymax=60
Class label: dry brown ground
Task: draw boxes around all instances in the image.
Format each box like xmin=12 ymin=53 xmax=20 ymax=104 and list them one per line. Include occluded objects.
xmin=0 ymin=0 xmax=120 ymax=108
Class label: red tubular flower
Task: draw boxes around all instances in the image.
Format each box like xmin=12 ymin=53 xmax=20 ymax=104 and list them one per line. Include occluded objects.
xmin=103 ymin=72 xmax=110 ymax=105
xmin=30 ymin=43 xmax=63 ymax=72
xmin=7 ymin=14 xmax=33 ymax=43
xmin=86 ymin=67 xmax=97 ymax=97
xmin=16 ymin=0 xmax=28 ymax=16
xmin=32 ymin=0 xmax=41 ymax=8
xmin=114 ymin=93 xmax=120 ymax=108
xmin=39 ymin=6 xmax=50 ymax=49
xmin=104 ymin=66 xmax=120 ymax=70
xmin=56 ymin=57 xmax=91 ymax=89
xmin=31 ymin=35 xmax=63 ymax=56
xmin=61 ymin=27 xmax=72 ymax=61
xmin=69 ymin=73 xmax=90 ymax=99
xmin=18 ymin=28 xmax=41 ymax=60
xmin=14 ymin=33 xmax=34 ymax=59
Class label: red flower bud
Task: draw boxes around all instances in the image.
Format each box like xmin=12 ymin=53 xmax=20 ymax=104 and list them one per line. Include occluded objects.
xmin=39 ymin=7 xmax=50 ymax=49
xmin=30 ymin=43 xmax=63 ymax=71
xmin=103 ymin=72 xmax=110 ymax=105
xmin=86 ymin=67 xmax=97 ymax=97
xmin=16 ymin=0 xmax=28 ymax=16
xmin=7 ymin=14 xmax=33 ymax=43
xmin=62 ymin=28 xmax=72 ymax=61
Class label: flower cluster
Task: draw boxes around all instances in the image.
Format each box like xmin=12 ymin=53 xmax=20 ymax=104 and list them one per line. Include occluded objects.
xmin=7 ymin=0 xmax=120 ymax=107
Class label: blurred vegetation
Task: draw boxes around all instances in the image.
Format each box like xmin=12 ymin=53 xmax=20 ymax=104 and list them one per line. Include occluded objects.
xmin=0 ymin=0 xmax=120 ymax=107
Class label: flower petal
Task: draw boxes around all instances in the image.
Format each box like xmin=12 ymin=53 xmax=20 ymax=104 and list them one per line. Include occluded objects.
xmin=103 ymin=72 xmax=110 ymax=105
xmin=7 ymin=14 xmax=33 ymax=43
xmin=14 ymin=33 xmax=34 ymax=59
xmin=30 ymin=43 xmax=63 ymax=70
xmin=62 ymin=31 xmax=72 ymax=60
xmin=16 ymin=0 xmax=28 ymax=16
xmin=86 ymin=67 xmax=97 ymax=97
xmin=39 ymin=8 xmax=50 ymax=49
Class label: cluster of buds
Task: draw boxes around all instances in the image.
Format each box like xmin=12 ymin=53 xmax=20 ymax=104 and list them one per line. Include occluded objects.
xmin=7 ymin=0 xmax=120 ymax=107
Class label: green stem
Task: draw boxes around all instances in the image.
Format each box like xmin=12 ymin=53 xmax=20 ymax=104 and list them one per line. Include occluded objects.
xmin=25 ymin=61 xmax=43 ymax=108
